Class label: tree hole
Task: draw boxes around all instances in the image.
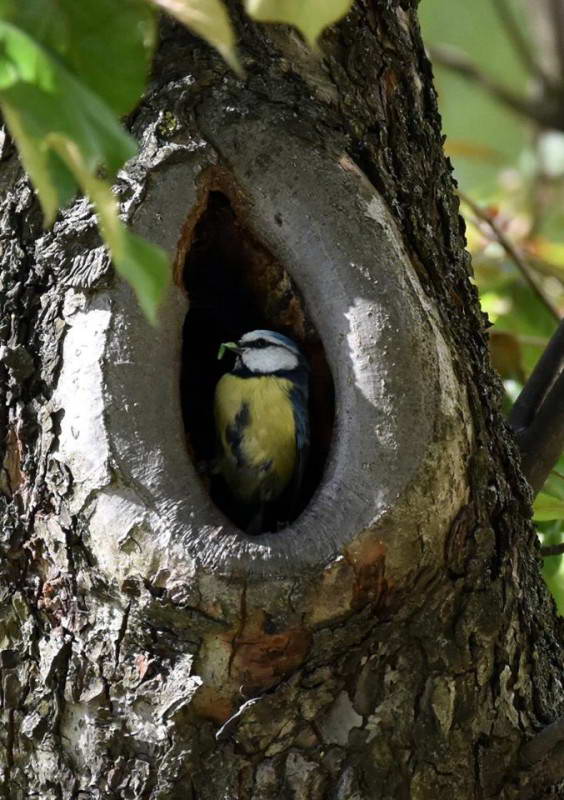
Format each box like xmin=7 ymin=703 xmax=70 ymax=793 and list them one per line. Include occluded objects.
xmin=180 ymin=191 xmax=334 ymax=534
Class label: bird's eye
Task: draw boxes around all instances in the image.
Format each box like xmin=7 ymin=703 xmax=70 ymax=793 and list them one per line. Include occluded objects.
xmin=254 ymin=339 xmax=268 ymax=348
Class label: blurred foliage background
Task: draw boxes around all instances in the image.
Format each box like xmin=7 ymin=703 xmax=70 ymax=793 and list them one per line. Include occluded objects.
xmin=420 ymin=0 xmax=564 ymax=609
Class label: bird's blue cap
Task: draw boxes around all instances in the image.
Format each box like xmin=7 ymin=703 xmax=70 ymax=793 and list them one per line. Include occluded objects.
xmin=217 ymin=329 xmax=308 ymax=365
xmin=239 ymin=329 xmax=302 ymax=354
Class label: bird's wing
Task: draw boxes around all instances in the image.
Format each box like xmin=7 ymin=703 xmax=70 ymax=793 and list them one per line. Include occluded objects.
xmin=288 ymin=384 xmax=310 ymax=514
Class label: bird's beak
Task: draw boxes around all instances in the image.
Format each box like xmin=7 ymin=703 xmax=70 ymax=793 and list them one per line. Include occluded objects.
xmin=217 ymin=341 xmax=242 ymax=360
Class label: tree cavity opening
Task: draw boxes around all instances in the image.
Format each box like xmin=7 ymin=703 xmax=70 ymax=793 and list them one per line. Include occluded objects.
xmin=180 ymin=191 xmax=334 ymax=534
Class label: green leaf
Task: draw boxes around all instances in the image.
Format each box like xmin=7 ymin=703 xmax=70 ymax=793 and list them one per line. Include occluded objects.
xmin=534 ymin=493 xmax=564 ymax=522
xmin=47 ymin=134 xmax=169 ymax=324
xmin=541 ymin=461 xmax=564 ymax=502
xmin=149 ymin=0 xmax=241 ymax=75
xmin=56 ymin=0 xmax=155 ymax=116
xmin=0 ymin=21 xmax=136 ymax=222
xmin=217 ymin=341 xmax=238 ymax=360
xmin=0 ymin=0 xmax=67 ymax=55
xmin=244 ymin=0 xmax=352 ymax=45
xmin=0 ymin=0 xmax=156 ymax=115
xmin=0 ymin=22 xmax=168 ymax=320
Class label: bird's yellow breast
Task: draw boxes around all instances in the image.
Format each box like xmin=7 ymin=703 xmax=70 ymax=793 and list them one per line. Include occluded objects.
xmin=214 ymin=374 xmax=296 ymax=502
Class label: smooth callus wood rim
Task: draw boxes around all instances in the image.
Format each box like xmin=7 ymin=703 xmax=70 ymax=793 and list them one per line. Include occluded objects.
xmin=65 ymin=104 xmax=472 ymax=592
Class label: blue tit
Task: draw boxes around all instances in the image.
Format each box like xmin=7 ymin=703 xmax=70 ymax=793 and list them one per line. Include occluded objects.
xmin=214 ymin=329 xmax=310 ymax=533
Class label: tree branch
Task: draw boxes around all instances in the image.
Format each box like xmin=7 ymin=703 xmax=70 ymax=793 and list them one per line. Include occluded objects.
xmin=549 ymin=0 xmax=564 ymax=85
xmin=430 ymin=43 xmax=564 ymax=131
xmin=459 ymin=192 xmax=560 ymax=322
xmin=510 ymin=316 xmax=564 ymax=429
xmin=508 ymin=315 xmax=564 ymax=494
xmin=540 ymin=542 xmax=564 ymax=557
xmin=508 ymin=317 xmax=564 ymax=495
xmin=491 ymin=0 xmax=552 ymax=85
xmin=517 ymin=734 xmax=564 ymax=799
xmin=514 ymin=366 xmax=564 ymax=494
xmin=521 ymin=716 xmax=564 ymax=767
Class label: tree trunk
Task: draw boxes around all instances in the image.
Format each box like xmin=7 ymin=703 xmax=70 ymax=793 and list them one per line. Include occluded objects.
xmin=1 ymin=2 xmax=562 ymax=798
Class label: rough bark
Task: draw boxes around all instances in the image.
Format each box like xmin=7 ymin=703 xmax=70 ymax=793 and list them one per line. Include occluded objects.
xmin=1 ymin=2 xmax=563 ymax=799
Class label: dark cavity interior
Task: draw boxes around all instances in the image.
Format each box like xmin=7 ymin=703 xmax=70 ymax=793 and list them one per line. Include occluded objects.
xmin=181 ymin=191 xmax=334 ymax=534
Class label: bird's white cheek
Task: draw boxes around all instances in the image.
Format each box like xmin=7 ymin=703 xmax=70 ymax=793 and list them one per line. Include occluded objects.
xmin=243 ymin=347 xmax=298 ymax=373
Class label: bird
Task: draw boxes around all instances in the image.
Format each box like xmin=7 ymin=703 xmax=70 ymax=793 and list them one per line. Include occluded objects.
xmin=214 ymin=329 xmax=310 ymax=534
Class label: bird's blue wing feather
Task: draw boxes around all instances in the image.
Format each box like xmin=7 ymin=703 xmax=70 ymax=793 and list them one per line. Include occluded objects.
xmin=289 ymin=384 xmax=310 ymax=512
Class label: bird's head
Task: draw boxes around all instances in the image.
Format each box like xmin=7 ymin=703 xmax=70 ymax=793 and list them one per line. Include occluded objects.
xmin=218 ymin=329 xmax=308 ymax=376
